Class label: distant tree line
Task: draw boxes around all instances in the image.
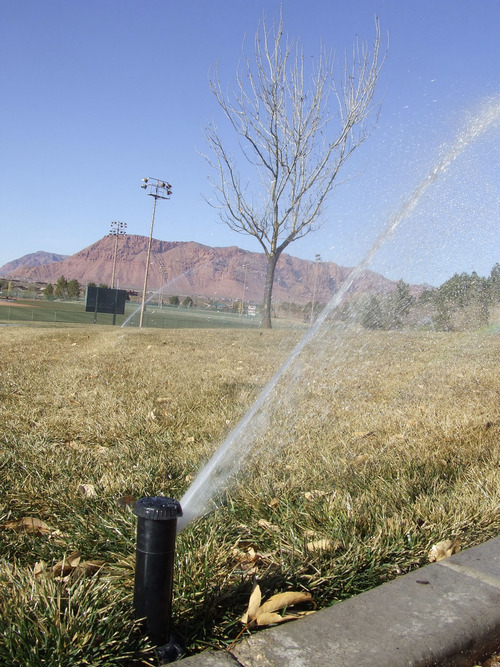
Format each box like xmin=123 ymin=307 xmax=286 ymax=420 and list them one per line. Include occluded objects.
xmin=358 ymin=264 xmax=500 ymax=331
xmin=43 ymin=278 xmax=139 ymax=302
xmin=43 ymin=276 xmax=81 ymax=300
xmin=40 ymin=264 xmax=499 ymax=332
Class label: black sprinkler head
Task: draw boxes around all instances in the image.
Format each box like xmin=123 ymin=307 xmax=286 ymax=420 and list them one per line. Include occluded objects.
xmin=133 ymin=496 xmax=183 ymax=663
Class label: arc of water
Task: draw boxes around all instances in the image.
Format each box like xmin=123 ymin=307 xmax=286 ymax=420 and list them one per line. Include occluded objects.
xmin=177 ymin=100 xmax=500 ymax=531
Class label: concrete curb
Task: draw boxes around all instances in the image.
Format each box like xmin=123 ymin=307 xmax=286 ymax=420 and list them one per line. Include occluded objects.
xmin=178 ymin=536 xmax=500 ymax=666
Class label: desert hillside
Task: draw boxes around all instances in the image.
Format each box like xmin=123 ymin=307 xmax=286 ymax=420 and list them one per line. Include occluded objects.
xmin=2 ymin=235 xmax=400 ymax=304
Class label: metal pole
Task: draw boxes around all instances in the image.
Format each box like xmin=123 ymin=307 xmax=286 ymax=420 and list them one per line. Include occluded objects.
xmin=139 ymin=196 xmax=157 ymax=328
xmin=111 ymin=233 xmax=119 ymax=289
xmin=240 ymin=264 xmax=247 ymax=317
xmin=139 ymin=179 xmax=171 ymax=328
xmin=112 ymin=287 xmax=118 ymax=326
xmin=94 ymin=286 xmax=99 ymax=324
xmin=109 ymin=221 xmax=127 ymax=291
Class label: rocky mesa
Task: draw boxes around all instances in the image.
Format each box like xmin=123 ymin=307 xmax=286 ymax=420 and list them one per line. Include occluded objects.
xmin=3 ymin=235 xmax=401 ymax=304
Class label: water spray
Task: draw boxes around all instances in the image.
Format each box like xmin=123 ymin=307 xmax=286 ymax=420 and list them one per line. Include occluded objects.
xmin=178 ymin=98 xmax=500 ymax=532
xmin=133 ymin=497 xmax=183 ymax=663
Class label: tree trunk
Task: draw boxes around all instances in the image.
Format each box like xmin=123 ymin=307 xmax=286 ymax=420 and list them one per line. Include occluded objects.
xmin=261 ymin=253 xmax=279 ymax=329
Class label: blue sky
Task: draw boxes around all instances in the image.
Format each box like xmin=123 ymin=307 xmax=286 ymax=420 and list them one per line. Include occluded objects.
xmin=1 ymin=0 xmax=499 ymax=286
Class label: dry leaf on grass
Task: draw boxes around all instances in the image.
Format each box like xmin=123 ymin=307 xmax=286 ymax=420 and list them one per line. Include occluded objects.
xmin=78 ymin=483 xmax=97 ymax=498
xmin=255 ymin=611 xmax=302 ymax=626
xmin=35 ymin=551 xmax=105 ymax=581
xmin=258 ymin=591 xmax=315 ymax=615
xmin=52 ymin=551 xmax=81 ymax=577
xmin=241 ymin=585 xmax=315 ymax=627
xmin=33 ymin=560 xmax=47 ymax=576
xmin=241 ymin=585 xmax=262 ymax=624
xmin=306 ymin=539 xmax=337 ymax=553
xmin=232 ymin=547 xmax=272 ymax=575
xmin=257 ymin=519 xmax=279 ymax=532
xmin=304 ymin=490 xmax=329 ymax=501
xmin=4 ymin=516 xmax=51 ymax=534
xmin=3 ymin=517 xmax=62 ymax=539
xmin=116 ymin=494 xmax=137 ymax=509
xmin=428 ymin=538 xmax=461 ymax=562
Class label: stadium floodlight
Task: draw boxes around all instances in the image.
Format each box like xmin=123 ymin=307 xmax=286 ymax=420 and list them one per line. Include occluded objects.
xmin=109 ymin=221 xmax=127 ymax=290
xmin=139 ymin=178 xmax=172 ymax=328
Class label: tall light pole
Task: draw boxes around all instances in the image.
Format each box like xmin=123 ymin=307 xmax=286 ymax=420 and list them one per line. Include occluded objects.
xmin=154 ymin=255 xmax=168 ymax=308
xmin=139 ymin=178 xmax=172 ymax=328
xmin=240 ymin=264 xmax=247 ymax=317
xmin=109 ymin=221 xmax=127 ymax=289
xmin=310 ymin=254 xmax=322 ymax=326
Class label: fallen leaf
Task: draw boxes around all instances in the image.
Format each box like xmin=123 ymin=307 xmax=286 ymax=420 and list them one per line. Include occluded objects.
xmin=304 ymin=490 xmax=327 ymax=501
xmin=241 ymin=584 xmax=262 ymax=624
xmin=46 ymin=551 xmax=104 ymax=581
xmin=33 ymin=560 xmax=46 ymax=576
xmin=241 ymin=586 xmax=315 ymax=627
xmin=78 ymin=483 xmax=97 ymax=498
xmin=258 ymin=519 xmax=279 ymax=532
xmin=257 ymin=591 xmax=314 ymax=615
xmin=256 ymin=611 xmax=299 ymax=626
xmin=116 ymin=495 xmax=137 ymax=509
xmin=4 ymin=517 xmax=54 ymax=535
xmin=52 ymin=551 xmax=81 ymax=577
xmin=232 ymin=547 xmax=269 ymax=575
xmin=79 ymin=559 xmax=105 ymax=575
xmin=428 ymin=538 xmax=461 ymax=562
xmin=306 ymin=539 xmax=336 ymax=553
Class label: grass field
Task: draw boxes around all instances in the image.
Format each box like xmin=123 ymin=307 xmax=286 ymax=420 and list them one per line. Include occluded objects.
xmin=0 ymin=298 xmax=265 ymax=329
xmin=0 ymin=324 xmax=499 ymax=665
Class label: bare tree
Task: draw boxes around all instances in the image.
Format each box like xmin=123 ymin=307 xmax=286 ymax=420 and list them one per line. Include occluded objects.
xmin=203 ymin=15 xmax=385 ymax=328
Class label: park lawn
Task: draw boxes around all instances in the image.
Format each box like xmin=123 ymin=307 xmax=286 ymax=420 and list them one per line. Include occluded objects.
xmin=0 ymin=325 xmax=498 ymax=664
xmin=0 ymin=298 xmax=263 ymax=329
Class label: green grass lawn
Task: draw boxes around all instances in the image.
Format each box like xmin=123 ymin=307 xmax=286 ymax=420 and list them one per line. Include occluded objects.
xmin=0 ymin=325 xmax=498 ymax=664
xmin=0 ymin=298 xmax=263 ymax=329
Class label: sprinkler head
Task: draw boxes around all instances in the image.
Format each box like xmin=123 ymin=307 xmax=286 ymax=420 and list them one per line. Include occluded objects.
xmin=133 ymin=497 xmax=183 ymax=663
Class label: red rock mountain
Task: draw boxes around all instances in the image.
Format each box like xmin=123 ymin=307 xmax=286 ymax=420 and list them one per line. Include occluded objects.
xmin=0 ymin=251 xmax=69 ymax=274
xmin=6 ymin=235 xmax=398 ymax=304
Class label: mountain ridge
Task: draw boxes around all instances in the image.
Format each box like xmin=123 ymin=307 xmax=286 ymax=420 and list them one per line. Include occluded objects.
xmin=0 ymin=251 xmax=69 ymax=274
xmin=1 ymin=235 xmax=407 ymax=304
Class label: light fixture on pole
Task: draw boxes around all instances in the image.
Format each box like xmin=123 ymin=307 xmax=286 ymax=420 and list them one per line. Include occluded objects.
xmin=139 ymin=178 xmax=172 ymax=328
xmin=109 ymin=221 xmax=127 ymax=289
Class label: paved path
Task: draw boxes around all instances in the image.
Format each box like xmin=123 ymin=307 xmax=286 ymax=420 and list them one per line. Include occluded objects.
xmin=178 ymin=536 xmax=500 ymax=666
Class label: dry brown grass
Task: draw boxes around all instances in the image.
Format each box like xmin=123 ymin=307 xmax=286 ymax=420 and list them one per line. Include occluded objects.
xmin=0 ymin=325 xmax=499 ymax=663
